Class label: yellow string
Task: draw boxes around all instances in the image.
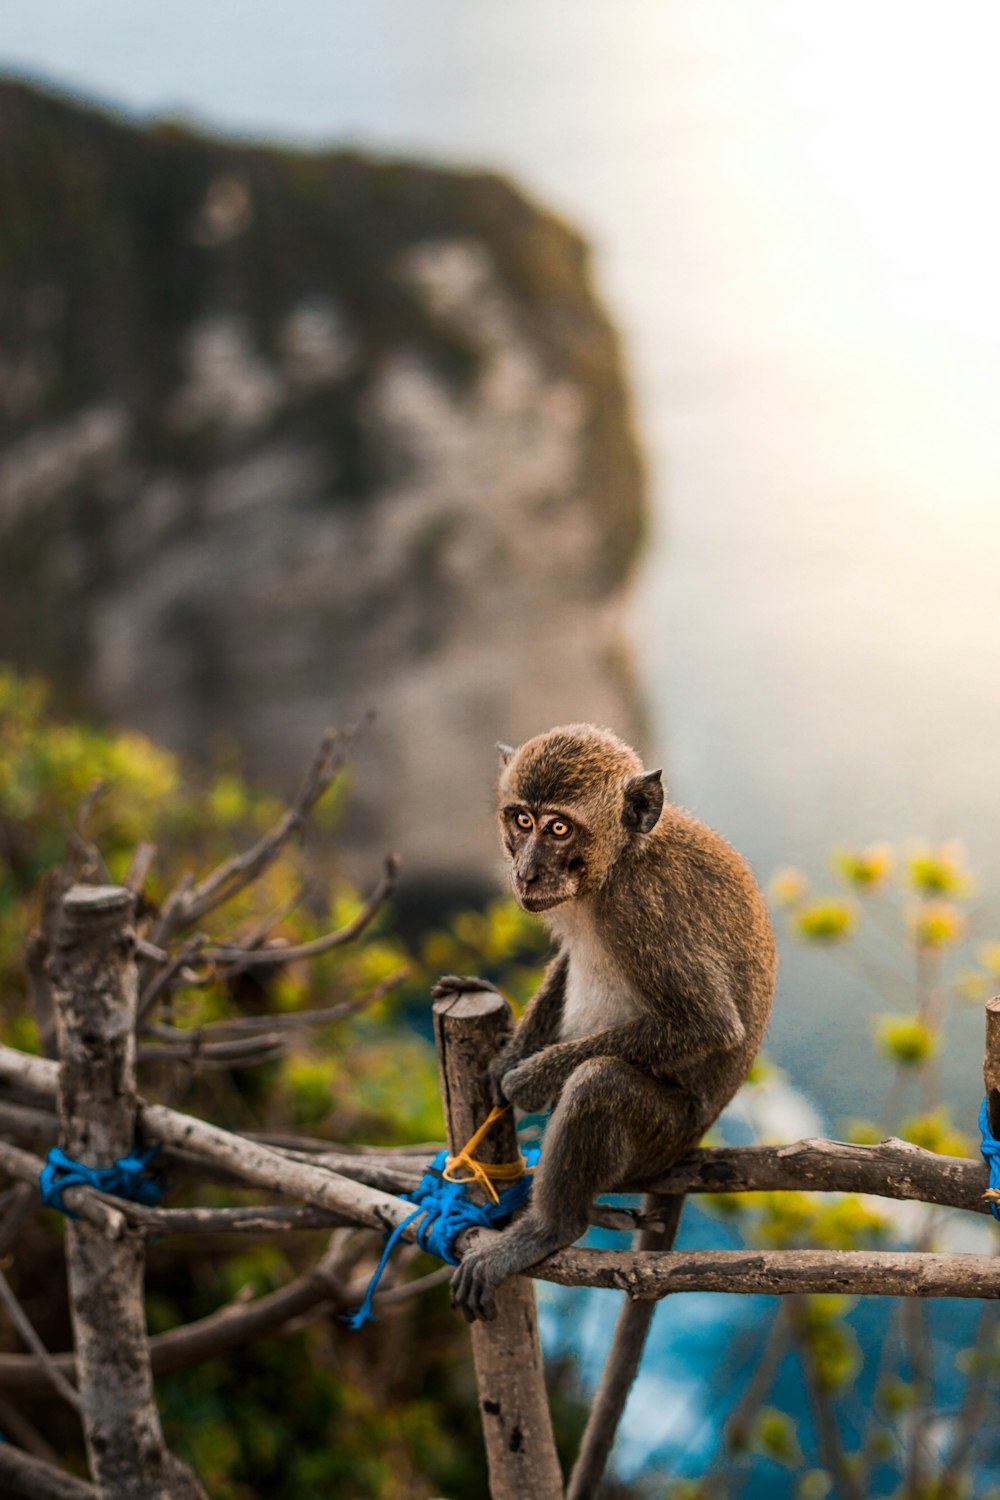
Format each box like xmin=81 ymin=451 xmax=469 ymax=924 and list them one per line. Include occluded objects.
xmin=441 ymin=1104 xmax=535 ymax=1206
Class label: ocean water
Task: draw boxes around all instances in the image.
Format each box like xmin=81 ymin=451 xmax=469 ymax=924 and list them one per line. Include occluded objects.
xmin=4 ymin=2 xmax=1000 ymax=1487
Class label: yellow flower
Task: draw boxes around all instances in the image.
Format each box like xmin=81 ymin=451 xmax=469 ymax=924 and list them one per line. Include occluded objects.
xmin=905 ymin=841 xmax=972 ymax=899
xmin=769 ymin=867 xmax=810 ymax=907
xmin=953 ymin=969 xmax=990 ymax=1003
xmin=832 ymin=844 xmax=892 ymax=890
xmin=977 ymin=942 xmax=1000 ymax=979
xmin=793 ymin=898 xmax=855 ymax=943
xmin=876 ymin=1015 xmax=935 ymax=1067
xmin=908 ymin=900 xmax=968 ymax=949
xmin=899 ymin=1108 xmax=971 ymax=1158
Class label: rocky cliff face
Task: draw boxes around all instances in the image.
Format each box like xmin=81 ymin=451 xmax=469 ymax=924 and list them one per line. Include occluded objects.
xmin=0 ymin=80 xmax=646 ymax=901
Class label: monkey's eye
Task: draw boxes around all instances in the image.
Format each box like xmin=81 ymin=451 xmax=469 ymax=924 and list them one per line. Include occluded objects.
xmin=548 ymin=820 xmax=572 ymax=839
xmin=515 ymin=812 xmax=533 ymax=830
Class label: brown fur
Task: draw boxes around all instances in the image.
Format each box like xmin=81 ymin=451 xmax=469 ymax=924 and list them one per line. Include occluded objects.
xmin=434 ymin=723 xmax=776 ymax=1321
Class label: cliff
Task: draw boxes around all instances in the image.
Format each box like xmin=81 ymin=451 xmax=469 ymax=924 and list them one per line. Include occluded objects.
xmin=0 ymin=79 xmax=647 ymax=901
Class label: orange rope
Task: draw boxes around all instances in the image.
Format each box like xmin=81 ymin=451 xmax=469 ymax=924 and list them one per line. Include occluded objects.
xmin=441 ymin=1104 xmax=535 ymax=1205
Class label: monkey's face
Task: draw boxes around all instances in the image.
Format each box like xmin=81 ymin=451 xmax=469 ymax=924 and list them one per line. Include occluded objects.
xmin=500 ymin=803 xmax=590 ymax=913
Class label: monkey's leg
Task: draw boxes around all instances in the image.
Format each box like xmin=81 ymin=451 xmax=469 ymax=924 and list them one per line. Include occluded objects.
xmin=451 ymin=1058 xmax=698 ymax=1322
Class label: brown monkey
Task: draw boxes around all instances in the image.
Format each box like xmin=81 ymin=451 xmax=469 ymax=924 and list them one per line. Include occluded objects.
xmin=433 ymin=723 xmax=776 ymax=1322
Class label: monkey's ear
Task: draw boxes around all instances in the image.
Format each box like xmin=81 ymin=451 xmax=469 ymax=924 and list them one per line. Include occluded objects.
xmin=623 ymin=769 xmax=664 ymax=835
xmin=496 ymin=742 xmax=515 ymax=766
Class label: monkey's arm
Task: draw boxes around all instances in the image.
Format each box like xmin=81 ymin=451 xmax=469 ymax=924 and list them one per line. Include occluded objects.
xmin=486 ymin=952 xmax=568 ymax=1106
xmin=500 ymin=975 xmax=744 ymax=1112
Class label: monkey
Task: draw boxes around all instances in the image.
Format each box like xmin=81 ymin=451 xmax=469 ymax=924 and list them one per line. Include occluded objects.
xmin=432 ymin=723 xmax=776 ymax=1322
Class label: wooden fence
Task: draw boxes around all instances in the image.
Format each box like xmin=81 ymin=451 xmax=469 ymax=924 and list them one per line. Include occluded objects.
xmin=0 ymin=736 xmax=997 ymax=1498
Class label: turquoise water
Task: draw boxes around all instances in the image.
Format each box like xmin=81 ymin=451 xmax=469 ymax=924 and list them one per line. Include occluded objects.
xmin=5 ymin=4 xmax=1000 ymax=1487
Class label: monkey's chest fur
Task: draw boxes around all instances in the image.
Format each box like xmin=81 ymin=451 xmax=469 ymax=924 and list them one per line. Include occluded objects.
xmin=549 ymin=908 xmax=643 ymax=1042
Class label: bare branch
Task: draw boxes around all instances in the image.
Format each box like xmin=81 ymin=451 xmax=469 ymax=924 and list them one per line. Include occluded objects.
xmin=0 ymin=1099 xmax=58 ymax=1151
xmin=3 ymin=1040 xmax=998 ymax=1216
xmin=0 ymin=1265 xmax=81 ymax=1410
xmin=138 ymin=1034 xmax=288 ymax=1069
xmin=137 ymin=937 xmax=205 ymax=1025
xmin=567 ymin=1194 xmax=683 ymax=1500
xmin=790 ymin=1294 xmax=862 ymax=1500
xmin=117 ymin=1203 xmax=353 ymax=1238
xmin=938 ymin=1299 xmax=1000 ymax=1496
xmin=0 ymin=1392 xmax=64 ymax=1464
xmin=173 ymin=727 xmax=353 ymax=930
xmin=235 ymin=888 xmax=306 ymax=951
xmin=0 ymin=1228 xmax=368 ymax=1391
xmin=530 ymin=1244 xmax=1000 ymax=1300
xmin=65 ymin=781 xmax=110 ymax=885
xmin=642 ymin=1134 xmax=994 ymax=1216
xmin=124 ymin=842 xmax=157 ymax=895
xmin=148 ymin=965 xmax=410 ymax=1042
xmin=203 ymin=853 xmax=400 ymax=973
xmin=0 ymin=1135 xmax=127 ymax=1239
xmin=0 ymin=1443 xmax=98 ymax=1500
xmin=0 ymin=1183 xmax=34 ymax=1256
xmin=723 ymin=1305 xmax=793 ymax=1454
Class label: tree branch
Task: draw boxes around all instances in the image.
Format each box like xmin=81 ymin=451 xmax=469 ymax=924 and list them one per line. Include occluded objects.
xmin=0 ymin=1443 xmax=98 ymax=1500
xmin=3 ymin=1043 xmax=991 ymax=1214
xmin=202 ymin=854 xmax=400 ymax=973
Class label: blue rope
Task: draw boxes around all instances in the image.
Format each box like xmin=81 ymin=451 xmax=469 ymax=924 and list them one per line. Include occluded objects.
xmin=39 ymin=1144 xmax=163 ymax=1218
xmin=343 ymin=1145 xmax=540 ymax=1330
xmin=979 ymin=1098 xmax=1000 ymax=1223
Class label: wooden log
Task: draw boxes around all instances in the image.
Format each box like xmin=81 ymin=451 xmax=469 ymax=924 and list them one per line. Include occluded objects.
xmin=532 ymin=1245 xmax=1000 ymax=1299
xmin=433 ymin=989 xmax=564 ymax=1500
xmin=985 ymin=996 xmax=1000 ymax=1136
xmin=49 ymin=885 xmax=206 ymax=1500
xmin=1 ymin=1044 xmax=995 ymax=1216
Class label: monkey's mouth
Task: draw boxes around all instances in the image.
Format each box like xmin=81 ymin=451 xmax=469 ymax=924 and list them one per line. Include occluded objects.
xmin=511 ymin=881 xmax=572 ymax=914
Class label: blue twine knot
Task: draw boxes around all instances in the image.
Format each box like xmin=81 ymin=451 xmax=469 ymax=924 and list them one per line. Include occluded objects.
xmin=39 ymin=1144 xmax=164 ymax=1218
xmin=979 ymin=1098 xmax=1000 ymax=1223
xmin=343 ymin=1145 xmax=540 ymax=1330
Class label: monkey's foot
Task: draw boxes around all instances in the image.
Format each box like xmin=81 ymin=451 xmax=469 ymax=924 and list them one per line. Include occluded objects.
xmin=431 ymin=974 xmax=496 ymax=1001
xmin=450 ymin=1249 xmax=506 ymax=1323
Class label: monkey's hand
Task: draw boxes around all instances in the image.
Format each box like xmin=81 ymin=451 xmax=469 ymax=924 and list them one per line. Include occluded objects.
xmin=497 ymin=1055 xmax=557 ymax=1113
xmin=485 ymin=1050 xmax=522 ymax=1109
xmin=431 ymin=974 xmax=496 ymax=1001
xmin=451 ymin=1243 xmax=506 ymax=1323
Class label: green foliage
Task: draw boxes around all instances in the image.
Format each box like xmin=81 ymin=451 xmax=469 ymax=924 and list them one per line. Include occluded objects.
xmin=418 ymin=896 xmax=550 ymax=1010
xmin=876 ymin=1375 xmax=919 ymax=1416
xmin=0 ymin=667 xmax=576 ymax=1499
xmin=795 ymin=1297 xmax=862 ymax=1394
xmin=765 ymin=831 xmax=1000 ymax=1496
xmin=709 ymin=1177 xmax=888 ymax=1253
xmin=749 ymin=1406 xmax=803 ymax=1467
xmin=897 ymin=1108 xmax=971 ymax=1159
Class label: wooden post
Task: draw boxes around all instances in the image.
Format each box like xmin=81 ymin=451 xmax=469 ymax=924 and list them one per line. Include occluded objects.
xmin=985 ymin=997 xmax=1000 ymax=1136
xmin=49 ymin=885 xmax=206 ymax=1500
xmin=432 ymin=988 xmax=564 ymax=1500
